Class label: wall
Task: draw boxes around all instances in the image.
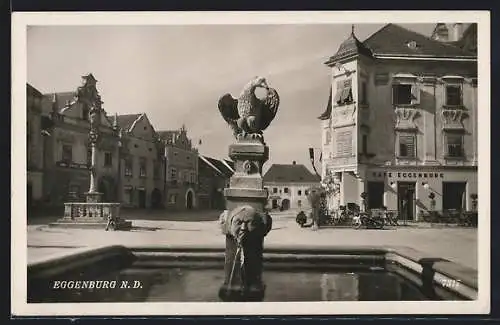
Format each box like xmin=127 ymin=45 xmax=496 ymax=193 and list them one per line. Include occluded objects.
xmin=264 ymin=182 xmax=319 ymax=211
xmin=120 ymin=115 xmax=164 ymax=208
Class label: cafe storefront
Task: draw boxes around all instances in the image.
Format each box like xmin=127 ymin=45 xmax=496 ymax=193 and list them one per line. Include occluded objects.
xmin=363 ymin=167 xmax=478 ymax=221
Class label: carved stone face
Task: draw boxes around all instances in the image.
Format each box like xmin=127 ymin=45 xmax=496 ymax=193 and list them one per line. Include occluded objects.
xmin=230 ymin=209 xmax=262 ymax=244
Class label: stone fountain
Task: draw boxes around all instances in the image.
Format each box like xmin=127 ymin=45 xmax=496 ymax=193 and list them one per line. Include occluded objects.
xmin=49 ymin=74 xmax=131 ymax=231
xmin=216 ymin=76 xmax=279 ymax=301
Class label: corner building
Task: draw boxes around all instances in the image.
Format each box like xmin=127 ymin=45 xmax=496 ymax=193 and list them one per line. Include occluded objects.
xmin=319 ymin=24 xmax=478 ymax=221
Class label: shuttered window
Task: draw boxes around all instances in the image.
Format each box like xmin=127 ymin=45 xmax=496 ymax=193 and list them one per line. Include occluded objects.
xmin=399 ymin=134 xmax=416 ymax=158
xmin=334 ymin=79 xmax=353 ymax=106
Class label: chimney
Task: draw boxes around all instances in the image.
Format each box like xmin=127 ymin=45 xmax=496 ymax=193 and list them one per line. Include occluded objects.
xmin=292 ymin=161 xmax=296 ymax=165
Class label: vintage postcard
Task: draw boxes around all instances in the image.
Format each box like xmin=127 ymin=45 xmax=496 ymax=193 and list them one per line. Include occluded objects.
xmin=12 ymin=11 xmax=490 ymax=316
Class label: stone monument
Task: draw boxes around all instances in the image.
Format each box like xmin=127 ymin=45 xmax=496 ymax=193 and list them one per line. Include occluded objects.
xmin=216 ymin=76 xmax=279 ymax=301
xmin=49 ymin=74 xmax=131 ymax=231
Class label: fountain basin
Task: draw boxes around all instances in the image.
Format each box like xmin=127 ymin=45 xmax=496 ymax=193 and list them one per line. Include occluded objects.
xmin=27 ymin=245 xmax=477 ymax=303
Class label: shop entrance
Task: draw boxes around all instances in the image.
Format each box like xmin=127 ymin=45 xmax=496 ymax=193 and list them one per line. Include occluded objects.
xmin=443 ymin=182 xmax=466 ymax=211
xmin=367 ymin=181 xmax=384 ymax=209
xmin=397 ymin=182 xmax=416 ymax=222
xmin=138 ymin=189 xmax=146 ymax=208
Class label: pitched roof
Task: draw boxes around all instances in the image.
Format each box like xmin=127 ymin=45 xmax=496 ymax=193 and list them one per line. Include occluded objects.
xmin=27 ymin=83 xmax=43 ymax=97
xmin=41 ymin=91 xmax=78 ymax=113
xmin=114 ymin=114 xmax=143 ymax=131
xmin=325 ymin=30 xmax=372 ymax=65
xmin=363 ymin=23 xmax=476 ymax=59
xmin=199 ymin=155 xmax=234 ymax=178
xmin=263 ymin=163 xmax=320 ymax=183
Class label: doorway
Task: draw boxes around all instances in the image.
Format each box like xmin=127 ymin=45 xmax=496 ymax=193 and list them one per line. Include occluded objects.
xmin=281 ymin=199 xmax=290 ymax=211
xmin=443 ymin=182 xmax=466 ymax=211
xmin=397 ymin=182 xmax=416 ymax=222
xmin=151 ymin=188 xmax=162 ymax=209
xmin=138 ymin=189 xmax=146 ymax=208
xmin=272 ymin=199 xmax=278 ymax=209
xmin=186 ymin=190 xmax=194 ymax=210
xmin=367 ymin=181 xmax=384 ymax=209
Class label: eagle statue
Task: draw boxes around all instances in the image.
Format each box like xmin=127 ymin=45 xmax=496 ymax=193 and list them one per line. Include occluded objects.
xmin=218 ymin=76 xmax=280 ymax=140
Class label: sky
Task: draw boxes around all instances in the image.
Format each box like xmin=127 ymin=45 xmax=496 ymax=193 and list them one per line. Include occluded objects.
xmin=27 ymin=23 xmax=436 ymax=172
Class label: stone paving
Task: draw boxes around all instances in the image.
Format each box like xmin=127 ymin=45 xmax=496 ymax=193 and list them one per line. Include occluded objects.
xmin=27 ymin=210 xmax=478 ymax=270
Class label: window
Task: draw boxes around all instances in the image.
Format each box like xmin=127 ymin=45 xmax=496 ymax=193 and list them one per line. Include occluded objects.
xmin=399 ymin=134 xmax=416 ymax=158
xmin=336 ymin=130 xmax=353 ymax=156
xmin=446 ymin=85 xmax=462 ymax=106
xmin=298 ymin=190 xmax=302 ymax=196
xmin=305 ymin=190 xmax=309 ymax=196
xmin=139 ymin=157 xmax=147 ymax=177
xmin=169 ymin=194 xmax=177 ymax=204
xmin=124 ymin=157 xmax=133 ymax=176
xmin=445 ymin=134 xmax=464 ymax=157
xmin=392 ymin=84 xmax=418 ymax=105
xmin=273 ymin=187 xmax=278 ymax=194
xmin=284 ymin=187 xmax=289 ymax=194
xmin=298 ymin=200 xmax=302 ymax=207
xmin=360 ymin=81 xmax=368 ymax=105
xmin=362 ymin=134 xmax=368 ymax=155
xmin=170 ymin=168 xmax=177 ymax=180
xmin=104 ymin=152 xmax=112 ymax=167
xmin=62 ymin=144 xmax=72 ymax=163
xmin=334 ymin=79 xmax=353 ymax=106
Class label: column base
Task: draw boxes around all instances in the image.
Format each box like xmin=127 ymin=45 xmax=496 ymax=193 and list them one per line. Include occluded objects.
xmin=218 ymin=283 xmax=266 ymax=302
xmin=85 ymin=192 xmax=102 ymax=203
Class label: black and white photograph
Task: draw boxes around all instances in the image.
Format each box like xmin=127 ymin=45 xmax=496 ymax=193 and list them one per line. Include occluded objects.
xmin=11 ymin=11 xmax=490 ymax=316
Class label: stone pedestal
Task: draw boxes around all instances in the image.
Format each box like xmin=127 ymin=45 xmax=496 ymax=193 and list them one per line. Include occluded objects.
xmin=49 ymin=192 xmax=132 ymax=230
xmin=85 ymin=191 xmax=103 ymax=203
xmin=218 ymin=138 xmax=272 ymax=302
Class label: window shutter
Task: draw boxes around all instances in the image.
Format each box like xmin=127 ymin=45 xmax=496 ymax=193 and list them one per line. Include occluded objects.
xmin=411 ymin=84 xmax=420 ymax=104
xmin=392 ymin=85 xmax=398 ymax=105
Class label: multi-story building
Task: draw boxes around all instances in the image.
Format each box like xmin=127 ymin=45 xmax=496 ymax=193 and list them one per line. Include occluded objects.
xmin=27 ymin=84 xmax=46 ymax=208
xmin=263 ymin=161 xmax=320 ymax=211
xmin=115 ymin=113 xmax=165 ymax=208
xmin=158 ymin=126 xmax=199 ymax=210
xmin=318 ymin=24 xmax=478 ymax=221
xmin=40 ymin=76 xmax=121 ymax=206
xmin=198 ymin=155 xmax=234 ymax=210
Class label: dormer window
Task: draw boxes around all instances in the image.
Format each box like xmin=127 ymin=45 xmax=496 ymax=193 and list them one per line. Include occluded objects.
xmin=406 ymin=41 xmax=418 ymax=50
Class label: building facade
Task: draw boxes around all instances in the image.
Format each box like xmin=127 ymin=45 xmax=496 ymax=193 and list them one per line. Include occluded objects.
xmin=158 ymin=126 xmax=199 ymax=210
xmin=40 ymin=84 xmax=121 ymax=206
xmin=263 ymin=162 xmax=321 ymax=211
xmin=27 ymin=84 xmax=46 ymax=207
xmin=198 ymin=155 xmax=234 ymax=210
xmin=115 ymin=113 xmax=165 ymax=209
xmin=319 ymin=24 xmax=478 ymax=221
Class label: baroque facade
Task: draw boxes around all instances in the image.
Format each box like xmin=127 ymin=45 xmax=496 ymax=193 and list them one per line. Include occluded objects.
xmin=114 ymin=113 xmax=165 ymax=209
xmin=40 ymin=84 xmax=121 ymax=206
xmin=319 ymin=24 xmax=478 ymax=221
xmin=263 ymin=162 xmax=320 ymax=211
xmin=158 ymin=126 xmax=199 ymax=210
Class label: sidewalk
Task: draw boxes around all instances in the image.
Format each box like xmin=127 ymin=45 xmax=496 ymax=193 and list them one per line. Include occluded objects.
xmin=27 ymin=215 xmax=478 ymax=269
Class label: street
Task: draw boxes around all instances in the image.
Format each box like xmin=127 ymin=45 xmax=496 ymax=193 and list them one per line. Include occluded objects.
xmin=27 ymin=210 xmax=478 ymax=270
